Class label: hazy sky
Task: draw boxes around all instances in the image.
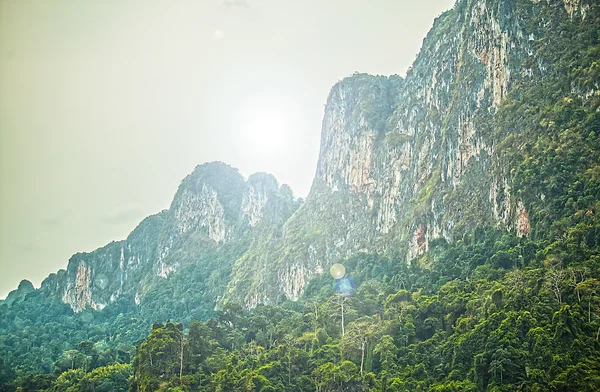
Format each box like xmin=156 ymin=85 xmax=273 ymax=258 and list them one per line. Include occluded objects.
xmin=0 ymin=0 xmax=455 ymax=299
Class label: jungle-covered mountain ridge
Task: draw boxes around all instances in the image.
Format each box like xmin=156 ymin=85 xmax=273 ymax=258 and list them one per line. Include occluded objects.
xmin=2 ymin=0 xmax=600 ymax=390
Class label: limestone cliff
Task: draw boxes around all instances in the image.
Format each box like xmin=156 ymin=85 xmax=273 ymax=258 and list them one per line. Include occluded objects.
xmin=7 ymin=0 xmax=598 ymax=314
xmin=224 ymin=0 xmax=597 ymax=307
xmin=44 ymin=162 xmax=298 ymax=312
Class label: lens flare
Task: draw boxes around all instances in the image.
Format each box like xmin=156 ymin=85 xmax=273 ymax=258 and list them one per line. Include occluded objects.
xmin=335 ymin=276 xmax=356 ymax=296
xmin=329 ymin=263 xmax=346 ymax=279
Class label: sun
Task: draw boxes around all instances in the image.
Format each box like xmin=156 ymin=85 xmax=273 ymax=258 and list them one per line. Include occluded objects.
xmin=238 ymin=97 xmax=290 ymax=161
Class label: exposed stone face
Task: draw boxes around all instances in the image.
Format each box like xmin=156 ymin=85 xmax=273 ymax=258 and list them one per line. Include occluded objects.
xmin=516 ymin=201 xmax=531 ymax=237
xmin=468 ymin=0 xmax=512 ymax=110
xmin=410 ymin=223 xmax=428 ymax=258
xmin=489 ymin=175 xmax=512 ymax=228
xmin=563 ymin=0 xmax=581 ymax=17
xmin=226 ymin=0 xmax=587 ymax=307
xmin=241 ymin=173 xmax=279 ymax=227
xmin=47 ymin=162 xmax=299 ymax=312
xmin=279 ymin=262 xmax=310 ymax=302
xmin=315 ymin=76 xmax=392 ymax=194
xmin=62 ymin=260 xmax=101 ymax=312
xmin=169 ymin=162 xmax=246 ymax=243
xmin=173 ymin=185 xmax=227 ymax=242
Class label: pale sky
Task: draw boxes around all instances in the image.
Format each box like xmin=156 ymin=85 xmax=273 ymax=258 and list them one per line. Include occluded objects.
xmin=0 ymin=0 xmax=455 ymax=299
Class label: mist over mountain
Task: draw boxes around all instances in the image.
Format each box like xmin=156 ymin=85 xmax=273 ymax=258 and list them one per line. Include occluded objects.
xmin=2 ymin=0 xmax=600 ymax=390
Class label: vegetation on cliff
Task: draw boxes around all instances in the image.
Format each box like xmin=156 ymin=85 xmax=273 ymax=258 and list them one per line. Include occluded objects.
xmin=4 ymin=224 xmax=600 ymax=390
xmin=1 ymin=0 xmax=600 ymax=390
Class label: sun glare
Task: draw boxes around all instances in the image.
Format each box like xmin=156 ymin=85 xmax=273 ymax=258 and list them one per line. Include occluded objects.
xmin=238 ymin=97 xmax=290 ymax=162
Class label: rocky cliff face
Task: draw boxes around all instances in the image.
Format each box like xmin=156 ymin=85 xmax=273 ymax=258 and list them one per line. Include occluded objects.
xmin=224 ymin=0 xmax=597 ymax=307
xmin=9 ymin=0 xmax=597 ymax=313
xmin=41 ymin=163 xmax=298 ymax=312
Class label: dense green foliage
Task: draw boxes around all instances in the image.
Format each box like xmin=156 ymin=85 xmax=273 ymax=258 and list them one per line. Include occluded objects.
xmin=124 ymin=223 xmax=600 ymax=391
xmin=494 ymin=0 xmax=600 ymax=243
xmin=4 ymin=224 xmax=600 ymax=390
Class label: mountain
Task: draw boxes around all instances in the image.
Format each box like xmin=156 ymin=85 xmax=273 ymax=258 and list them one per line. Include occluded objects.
xmin=6 ymin=0 xmax=596 ymax=315
xmin=37 ymin=162 xmax=299 ymax=314
xmin=3 ymin=280 xmax=34 ymax=307
xmin=224 ymin=0 xmax=595 ymax=307
xmin=2 ymin=0 xmax=600 ymax=390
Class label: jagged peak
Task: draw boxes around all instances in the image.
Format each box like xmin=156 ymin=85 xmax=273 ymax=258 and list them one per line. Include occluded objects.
xmin=245 ymin=174 xmax=297 ymax=202
xmin=242 ymin=173 xmax=284 ymax=227
xmin=5 ymin=279 xmax=35 ymax=306
xmin=279 ymin=183 xmax=295 ymax=200
xmin=16 ymin=279 xmax=34 ymax=291
xmin=170 ymin=161 xmax=246 ymax=225
xmin=175 ymin=162 xmax=245 ymax=198
xmin=326 ymin=73 xmax=401 ymax=106
xmin=246 ymin=172 xmax=279 ymax=189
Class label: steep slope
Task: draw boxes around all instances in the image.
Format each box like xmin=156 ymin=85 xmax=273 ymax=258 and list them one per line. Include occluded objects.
xmin=36 ymin=162 xmax=299 ymax=313
xmin=225 ymin=0 xmax=599 ymax=307
xmin=3 ymin=280 xmax=35 ymax=306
